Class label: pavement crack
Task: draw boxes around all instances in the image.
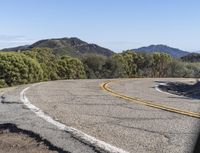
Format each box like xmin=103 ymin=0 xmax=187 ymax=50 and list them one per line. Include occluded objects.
xmin=114 ymin=122 xmax=172 ymax=143
xmin=87 ymin=114 xmax=178 ymax=122
xmin=1 ymin=100 xmax=21 ymax=104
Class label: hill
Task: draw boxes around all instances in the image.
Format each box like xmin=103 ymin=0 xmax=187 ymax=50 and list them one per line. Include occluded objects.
xmin=181 ymin=53 xmax=200 ymax=62
xmin=1 ymin=37 xmax=114 ymax=57
xmin=132 ymin=45 xmax=190 ymax=58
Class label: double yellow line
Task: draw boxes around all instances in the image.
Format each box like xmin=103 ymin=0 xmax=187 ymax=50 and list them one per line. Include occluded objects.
xmin=100 ymin=80 xmax=200 ymax=119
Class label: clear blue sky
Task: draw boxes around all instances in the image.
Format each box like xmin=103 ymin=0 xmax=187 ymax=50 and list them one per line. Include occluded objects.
xmin=0 ymin=0 xmax=200 ymax=52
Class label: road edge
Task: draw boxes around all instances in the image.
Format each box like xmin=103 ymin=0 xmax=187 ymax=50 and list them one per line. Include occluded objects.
xmin=20 ymin=83 xmax=128 ymax=153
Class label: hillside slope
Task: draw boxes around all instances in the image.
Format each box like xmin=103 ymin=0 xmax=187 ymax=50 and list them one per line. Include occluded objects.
xmin=2 ymin=37 xmax=114 ymax=57
xmin=132 ymin=45 xmax=190 ymax=58
xmin=181 ymin=53 xmax=200 ymax=62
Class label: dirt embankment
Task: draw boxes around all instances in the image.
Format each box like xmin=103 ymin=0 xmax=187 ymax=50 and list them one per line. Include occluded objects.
xmin=0 ymin=123 xmax=68 ymax=153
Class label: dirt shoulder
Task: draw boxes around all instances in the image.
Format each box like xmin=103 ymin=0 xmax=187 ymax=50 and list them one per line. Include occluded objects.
xmin=0 ymin=123 xmax=65 ymax=153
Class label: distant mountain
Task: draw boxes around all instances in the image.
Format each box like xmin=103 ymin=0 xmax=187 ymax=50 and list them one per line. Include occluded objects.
xmin=132 ymin=45 xmax=190 ymax=58
xmin=1 ymin=45 xmax=30 ymax=52
xmin=181 ymin=53 xmax=200 ymax=62
xmin=1 ymin=37 xmax=114 ymax=57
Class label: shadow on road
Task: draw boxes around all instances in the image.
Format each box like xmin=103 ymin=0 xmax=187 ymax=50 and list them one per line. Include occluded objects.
xmin=193 ymin=127 xmax=200 ymax=153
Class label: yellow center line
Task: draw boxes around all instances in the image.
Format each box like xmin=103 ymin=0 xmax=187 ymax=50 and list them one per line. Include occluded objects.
xmin=100 ymin=80 xmax=200 ymax=119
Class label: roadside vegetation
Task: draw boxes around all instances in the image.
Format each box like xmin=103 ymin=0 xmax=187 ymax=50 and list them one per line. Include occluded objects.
xmin=82 ymin=51 xmax=200 ymax=78
xmin=0 ymin=48 xmax=200 ymax=88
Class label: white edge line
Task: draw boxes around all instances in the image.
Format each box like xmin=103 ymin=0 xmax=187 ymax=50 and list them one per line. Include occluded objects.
xmin=20 ymin=83 xmax=128 ymax=153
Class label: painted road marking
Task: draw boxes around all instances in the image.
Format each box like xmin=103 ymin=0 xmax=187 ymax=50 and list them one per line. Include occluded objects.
xmin=100 ymin=80 xmax=200 ymax=119
xmin=20 ymin=83 xmax=128 ymax=153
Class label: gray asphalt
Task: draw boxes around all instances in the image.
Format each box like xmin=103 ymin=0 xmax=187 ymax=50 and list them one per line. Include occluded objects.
xmin=0 ymin=78 xmax=199 ymax=153
xmin=0 ymin=85 xmax=102 ymax=153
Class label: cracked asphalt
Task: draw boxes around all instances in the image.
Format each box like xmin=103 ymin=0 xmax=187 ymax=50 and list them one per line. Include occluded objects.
xmin=0 ymin=78 xmax=199 ymax=153
xmin=25 ymin=78 xmax=200 ymax=153
xmin=0 ymin=85 xmax=103 ymax=153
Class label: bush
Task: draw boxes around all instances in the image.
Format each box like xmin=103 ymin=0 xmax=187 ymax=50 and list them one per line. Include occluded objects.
xmin=23 ymin=48 xmax=59 ymax=80
xmin=0 ymin=52 xmax=43 ymax=86
xmin=0 ymin=79 xmax=7 ymax=88
xmin=81 ymin=54 xmax=107 ymax=78
xmin=57 ymin=56 xmax=86 ymax=79
xmin=1 ymin=48 xmax=200 ymax=88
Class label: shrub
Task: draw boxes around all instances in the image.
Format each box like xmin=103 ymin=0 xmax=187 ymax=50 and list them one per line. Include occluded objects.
xmin=23 ymin=48 xmax=59 ymax=80
xmin=57 ymin=56 xmax=86 ymax=79
xmin=0 ymin=79 xmax=7 ymax=88
xmin=0 ymin=52 xmax=43 ymax=86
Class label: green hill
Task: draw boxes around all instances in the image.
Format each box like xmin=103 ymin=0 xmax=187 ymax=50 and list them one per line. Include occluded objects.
xmin=132 ymin=44 xmax=190 ymax=58
xmin=181 ymin=53 xmax=200 ymax=62
xmin=1 ymin=37 xmax=114 ymax=57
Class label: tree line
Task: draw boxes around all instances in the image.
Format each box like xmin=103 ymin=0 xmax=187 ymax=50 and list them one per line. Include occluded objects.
xmin=82 ymin=51 xmax=200 ymax=78
xmin=0 ymin=48 xmax=199 ymax=88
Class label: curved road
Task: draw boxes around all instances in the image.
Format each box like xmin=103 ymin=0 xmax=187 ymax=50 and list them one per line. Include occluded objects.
xmin=0 ymin=78 xmax=199 ymax=153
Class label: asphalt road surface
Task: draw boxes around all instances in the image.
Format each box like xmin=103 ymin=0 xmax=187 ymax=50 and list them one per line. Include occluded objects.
xmin=0 ymin=78 xmax=199 ymax=153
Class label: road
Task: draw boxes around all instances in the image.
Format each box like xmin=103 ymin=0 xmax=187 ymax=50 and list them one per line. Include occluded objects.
xmin=0 ymin=78 xmax=199 ymax=153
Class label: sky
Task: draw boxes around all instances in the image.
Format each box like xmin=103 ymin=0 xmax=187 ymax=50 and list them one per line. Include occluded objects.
xmin=0 ymin=0 xmax=200 ymax=52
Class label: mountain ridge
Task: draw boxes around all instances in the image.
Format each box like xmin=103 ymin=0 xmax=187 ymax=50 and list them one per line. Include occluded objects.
xmin=1 ymin=37 xmax=114 ymax=57
xmin=1 ymin=38 xmax=197 ymax=58
xmin=132 ymin=44 xmax=190 ymax=58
